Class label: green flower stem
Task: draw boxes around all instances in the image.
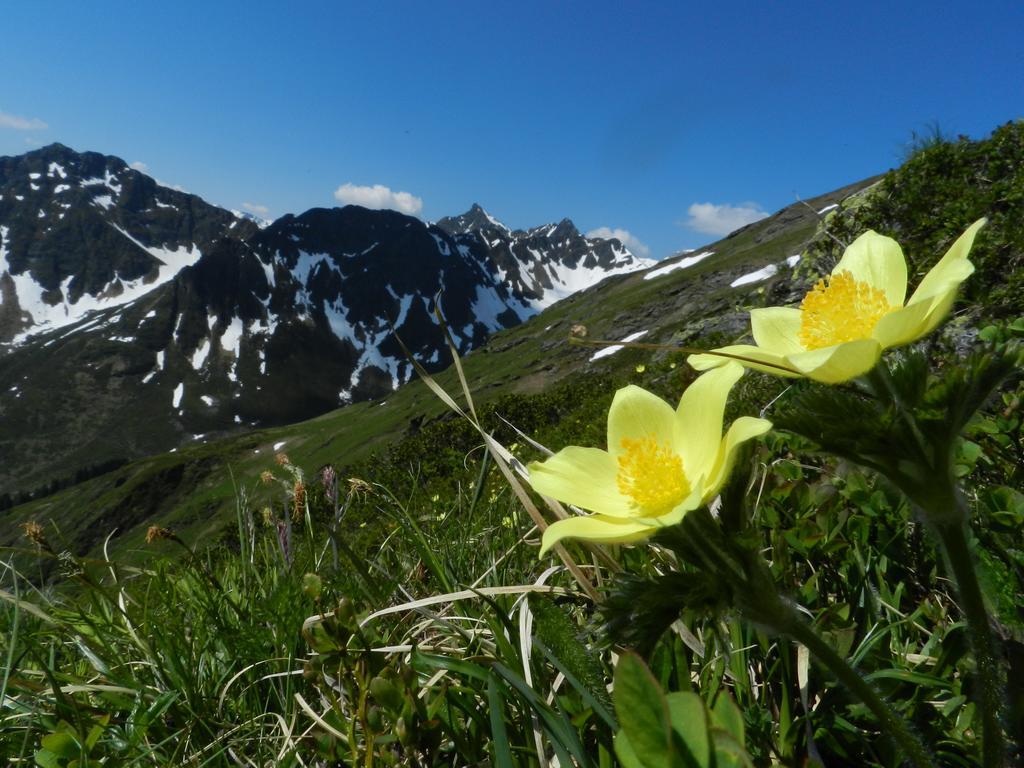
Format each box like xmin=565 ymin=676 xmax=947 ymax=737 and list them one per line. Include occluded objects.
xmin=868 ymin=361 xmax=1005 ymax=765
xmin=776 ymin=605 xmax=936 ymax=768
xmin=932 ymin=516 xmax=1006 ymax=768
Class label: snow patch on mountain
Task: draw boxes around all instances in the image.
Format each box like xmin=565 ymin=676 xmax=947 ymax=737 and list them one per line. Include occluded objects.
xmin=431 ymin=233 xmax=451 ymax=256
xmin=220 ymin=316 xmax=245 ymax=358
xmin=590 ymin=330 xmax=649 ymax=361
xmin=470 ymin=284 xmax=514 ymax=330
xmin=644 ymin=251 xmax=714 ymax=280
xmin=530 ymin=244 xmax=650 ymax=310
xmin=0 ymin=223 xmax=206 ymax=345
xmin=730 ymin=255 xmax=802 ymax=288
xmin=191 ymin=338 xmax=211 ymax=370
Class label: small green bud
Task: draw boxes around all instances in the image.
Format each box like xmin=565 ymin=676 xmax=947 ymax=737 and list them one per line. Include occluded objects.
xmin=335 ymin=597 xmax=357 ymax=627
xmin=370 ymin=676 xmax=403 ymax=711
xmin=302 ymin=573 xmax=323 ymax=600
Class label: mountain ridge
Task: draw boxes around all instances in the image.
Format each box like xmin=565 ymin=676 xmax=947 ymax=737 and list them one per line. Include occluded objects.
xmin=0 ymin=143 xmax=653 ymax=498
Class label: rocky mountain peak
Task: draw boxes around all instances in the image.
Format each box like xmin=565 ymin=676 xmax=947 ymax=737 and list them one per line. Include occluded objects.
xmin=435 ymin=203 xmax=510 ymax=236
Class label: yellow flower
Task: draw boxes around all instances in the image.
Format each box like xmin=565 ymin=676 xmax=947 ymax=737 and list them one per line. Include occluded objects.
xmin=688 ymin=219 xmax=986 ymax=383
xmin=528 ymin=362 xmax=771 ymax=554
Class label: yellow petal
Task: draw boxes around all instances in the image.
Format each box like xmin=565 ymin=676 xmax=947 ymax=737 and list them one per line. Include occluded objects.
xmin=913 ymin=286 xmax=963 ymax=339
xmin=785 ymin=338 xmax=882 ymax=383
xmin=674 ymin=362 xmax=744 ymax=483
xmin=528 ymin=448 xmax=633 ymax=518
xmin=689 ymin=346 xmax=802 ymax=377
xmin=539 ymin=514 xmax=658 ymax=554
xmin=703 ymin=416 xmax=773 ymax=498
xmin=607 ymin=385 xmax=677 ymax=457
xmin=908 ymin=218 xmax=985 ymax=305
xmin=750 ymin=307 xmax=804 ymax=355
xmin=872 ymin=298 xmax=936 ymax=349
xmin=833 ymin=230 xmax=907 ymax=306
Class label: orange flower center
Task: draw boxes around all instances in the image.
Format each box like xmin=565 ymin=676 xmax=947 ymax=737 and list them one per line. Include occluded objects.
xmin=798 ymin=271 xmax=895 ymax=350
xmin=616 ymin=436 xmax=689 ymax=516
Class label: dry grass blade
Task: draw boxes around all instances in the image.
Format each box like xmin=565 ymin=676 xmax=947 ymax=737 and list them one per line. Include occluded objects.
xmin=293 ymin=692 xmax=349 ymax=742
xmin=302 ymin=584 xmax=571 ymax=634
xmin=392 ymin=307 xmax=601 ymax=601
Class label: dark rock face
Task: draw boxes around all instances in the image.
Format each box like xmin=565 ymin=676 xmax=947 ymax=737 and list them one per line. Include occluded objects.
xmin=0 ymin=146 xmax=651 ymax=499
xmin=0 ymin=143 xmax=256 ymax=341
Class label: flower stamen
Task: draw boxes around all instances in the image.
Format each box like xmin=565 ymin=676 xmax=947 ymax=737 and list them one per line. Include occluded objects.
xmin=616 ymin=436 xmax=689 ymax=516
xmin=798 ymin=270 xmax=895 ymax=350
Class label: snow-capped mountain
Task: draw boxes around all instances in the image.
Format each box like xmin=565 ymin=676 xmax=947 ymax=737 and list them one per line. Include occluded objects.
xmin=0 ymin=143 xmax=257 ymax=344
xmin=0 ymin=144 xmax=651 ymax=497
xmin=437 ymin=204 xmax=653 ymax=311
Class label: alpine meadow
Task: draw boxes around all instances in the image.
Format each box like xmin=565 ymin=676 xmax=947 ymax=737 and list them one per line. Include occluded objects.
xmin=1 ymin=118 xmax=1021 ymax=766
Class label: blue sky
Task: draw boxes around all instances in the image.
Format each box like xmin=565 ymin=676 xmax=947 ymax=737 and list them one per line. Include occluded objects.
xmin=2 ymin=1 xmax=1021 ymax=259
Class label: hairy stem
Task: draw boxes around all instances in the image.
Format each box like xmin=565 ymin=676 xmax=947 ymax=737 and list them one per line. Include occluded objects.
xmin=934 ymin=516 xmax=1006 ymax=768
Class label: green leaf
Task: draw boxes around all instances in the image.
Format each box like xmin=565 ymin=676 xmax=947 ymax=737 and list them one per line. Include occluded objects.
xmin=84 ymin=714 xmax=108 ymax=751
xmin=34 ymin=750 xmax=63 ymax=768
xmin=491 ymin=662 xmax=589 ymax=764
xmin=40 ymin=730 xmax=80 ymax=759
xmin=412 ymin=651 xmax=491 ymax=683
xmin=711 ymin=693 xmax=746 ymax=743
xmin=712 ymin=731 xmax=755 ymax=768
xmin=135 ymin=690 xmax=178 ymax=731
xmin=613 ymin=652 xmax=684 ymax=768
xmin=535 ymin=638 xmax=617 ymax=731
xmin=666 ymin=692 xmax=711 ymax=767
xmin=486 ymin=672 xmax=514 ymax=768
xmin=614 ymin=730 xmax=647 ymax=768
xmin=303 ymin=620 xmax=343 ymax=653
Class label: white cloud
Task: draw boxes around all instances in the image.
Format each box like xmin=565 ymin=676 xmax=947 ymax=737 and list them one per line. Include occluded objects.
xmin=685 ymin=202 xmax=769 ymax=237
xmin=129 ymin=161 xmax=149 ymax=172
xmin=333 ymin=182 xmax=423 ymax=216
xmin=586 ymin=226 xmax=650 ymax=258
xmin=23 ymin=137 xmax=41 ymax=146
xmin=242 ymin=201 xmax=270 ymax=217
xmin=0 ymin=110 xmax=48 ymax=131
